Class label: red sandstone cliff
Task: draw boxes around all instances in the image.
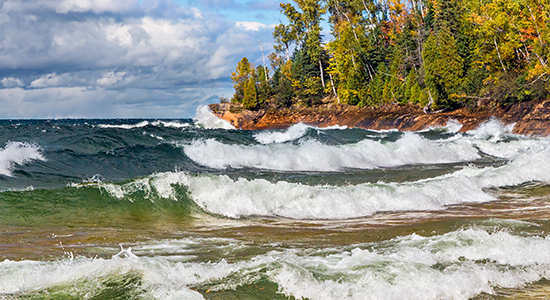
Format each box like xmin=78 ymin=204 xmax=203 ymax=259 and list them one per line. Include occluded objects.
xmin=209 ymin=99 xmax=550 ymax=136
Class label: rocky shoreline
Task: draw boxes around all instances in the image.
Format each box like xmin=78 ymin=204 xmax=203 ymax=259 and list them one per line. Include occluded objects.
xmin=209 ymin=99 xmax=550 ymax=136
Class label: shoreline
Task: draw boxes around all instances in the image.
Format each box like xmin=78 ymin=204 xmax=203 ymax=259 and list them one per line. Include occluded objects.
xmin=210 ymin=99 xmax=550 ymax=136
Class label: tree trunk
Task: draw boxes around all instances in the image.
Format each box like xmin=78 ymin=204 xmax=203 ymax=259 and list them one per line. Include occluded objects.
xmin=494 ymin=38 xmax=507 ymax=73
xmin=259 ymin=40 xmax=269 ymax=82
xmin=329 ymin=73 xmax=340 ymax=104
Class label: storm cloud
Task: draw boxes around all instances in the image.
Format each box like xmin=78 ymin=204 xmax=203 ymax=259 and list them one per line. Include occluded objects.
xmin=0 ymin=0 xmax=276 ymax=118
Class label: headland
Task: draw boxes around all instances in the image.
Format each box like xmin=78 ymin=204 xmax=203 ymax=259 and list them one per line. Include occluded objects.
xmin=210 ymin=99 xmax=550 ymax=136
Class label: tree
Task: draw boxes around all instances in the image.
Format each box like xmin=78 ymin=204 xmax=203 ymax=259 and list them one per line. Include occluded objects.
xmin=422 ymin=26 xmax=464 ymax=108
xmin=242 ymin=76 xmax=258 ymax=109
xmin=280 ymin=0 xmax=327 ymax=89
xmin=230 ymin=57 xmax=253 ymax=103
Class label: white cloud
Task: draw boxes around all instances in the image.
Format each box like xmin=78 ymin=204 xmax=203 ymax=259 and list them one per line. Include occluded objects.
xmin=30 ymin=74 xmax=63 ymax=88
xmin=236 ymin=21 xmax=275 ymax=31
xmin=0 ymin=84 xmax=234 ymax=118
xmin=54 ymin=0 xmax=139 ymax=14
xmin=96 ymin=71 xmax=129 ymax=86
xmin=1 ymin=77 xmax=24 ymax=88
xmin=0 ymin=0 xmax=276 ymax=118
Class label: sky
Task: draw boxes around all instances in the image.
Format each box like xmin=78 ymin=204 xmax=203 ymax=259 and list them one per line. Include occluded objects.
xmin=0 ymin=0 xmax=284 ymax=119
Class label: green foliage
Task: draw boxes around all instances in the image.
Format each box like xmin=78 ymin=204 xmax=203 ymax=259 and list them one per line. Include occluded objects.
xmin=230 ymin=57 xmax=253 ymax=103
xmin=229 ymin=0 xmax=550 ymax=110
xmin=242 ymin=76 xmax=258 ymax=109
xmin=405 ymin=68 xmax=422 ymax=104
xmin=422 ymin=26 xmax=464 ymax=108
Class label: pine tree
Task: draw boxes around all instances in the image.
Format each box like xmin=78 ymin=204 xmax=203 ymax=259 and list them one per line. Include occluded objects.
xmin=242 ymin=76 xmax=258 ymax=109
xmin=230 ymin=57 xmax=253 ymax=103
xmin=423 ymin=26 xmax=464 ymax=108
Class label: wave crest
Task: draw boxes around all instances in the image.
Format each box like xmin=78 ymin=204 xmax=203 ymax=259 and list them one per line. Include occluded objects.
xmin=0 ymin=142 xmax=45 ymax=176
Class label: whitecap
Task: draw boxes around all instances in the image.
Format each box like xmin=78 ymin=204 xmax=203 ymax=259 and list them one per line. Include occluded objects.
xmin=467 ymin=118 xmax=516 ymax=142
xmin=193 ymin=105 xmax=235 ymax=129
xmin=254 ymin=123 xmax=312 ymax=144
xmin=3 ymin=230 xmax=550 ymax=300
xmin=0 ymin=142 xmax=45 ymax=177
xmin=183 ymin=132 xmax=481 ymax=171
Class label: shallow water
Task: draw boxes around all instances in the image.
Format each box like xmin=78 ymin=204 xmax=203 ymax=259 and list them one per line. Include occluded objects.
xmin=1 ymin=111 xmax=550 ymax=299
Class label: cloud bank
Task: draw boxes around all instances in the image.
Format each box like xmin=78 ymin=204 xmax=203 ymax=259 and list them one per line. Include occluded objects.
xmin=0 ymin=0 xmax=276 ymax=118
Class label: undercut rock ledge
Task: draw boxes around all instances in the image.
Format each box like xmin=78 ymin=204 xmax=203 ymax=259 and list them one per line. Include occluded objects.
xmin=210 ymin=99 xmax=550 ymax=136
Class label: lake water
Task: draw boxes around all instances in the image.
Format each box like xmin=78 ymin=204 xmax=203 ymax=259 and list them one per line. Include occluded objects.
xmin=2 ymin=107 xmax=550 ymax=299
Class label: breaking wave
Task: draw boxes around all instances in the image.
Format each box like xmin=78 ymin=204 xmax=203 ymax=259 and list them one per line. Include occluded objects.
xmin=184 ymin=133 xmax=480 ymax=171
xmin=183 ymin=119 xmax=545 ymax=171
xmin=254 ymin=123 xmax=348 ymax=144
xmin=3 ymin=229 xmax=550 ymax=300
xmin=65 ymin=137 xmax=550 ymax=220
xmin=97 ymin=120 xmax=191 ymax=129
xmin=193 ymin=105 xmax=235 ymax=129
xmin=0 ymin=142 xmax=45 ymax=177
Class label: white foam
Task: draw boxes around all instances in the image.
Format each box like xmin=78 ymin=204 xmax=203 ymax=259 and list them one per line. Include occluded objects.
xmin=0 ymin=142 xmax=45 ymax=177
xmin=418 ymin=119 xmax=463 ymax=133
xmin=2 ymin=230 xmax=550 ymax=300
xmin=193 ymin=105 xmax=235 ymax=129
xmin=0 ymin=250 xmax=208 ymax=299
xmin=188 ymin=173 xmax=493 ymax=219
xmin=184 ymin=132 xmax=482 ymax=171
xmin=67 ymin=134 xmax=550 ymax=220
xmin=98 ymin=121 xmax=150 ymax=129
xmin=186 ymin=139 xmax=550 ymax=219
xmin=270 ymin=229 xmax=550 ymax=300
xmin=467 ymin=118 xmax=516 ymax=142
xmin=97 ymin=120 xmax=191 ymax=130
xmin=68 ymin=132 xmax=550 ymax=220
xmin=69 ymin=172 xmax=191 ymax=200
xmin=254 ymin=123 xmax=311 ymax=144
xmin=254 ymin=123 xmax=350 ymax=144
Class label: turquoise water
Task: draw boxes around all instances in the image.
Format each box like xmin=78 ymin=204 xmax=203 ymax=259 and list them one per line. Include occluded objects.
xmin=2 ymin=112 xmax=550 ymax=299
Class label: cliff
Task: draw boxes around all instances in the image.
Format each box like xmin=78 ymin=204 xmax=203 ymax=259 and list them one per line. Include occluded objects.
xmin=209 ymin=99 xmax=550 ymax=136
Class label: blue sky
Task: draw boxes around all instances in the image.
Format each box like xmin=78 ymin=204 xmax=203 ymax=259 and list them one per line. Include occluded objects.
xmin=0 ymin=0 xmax=285 ymax=118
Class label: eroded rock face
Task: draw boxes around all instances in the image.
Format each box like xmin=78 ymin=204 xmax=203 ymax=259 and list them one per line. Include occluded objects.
xmin=209 ymin=100 xmax=550 ymax=136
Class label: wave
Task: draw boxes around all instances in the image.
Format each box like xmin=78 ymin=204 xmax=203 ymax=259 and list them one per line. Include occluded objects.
xmin=193 ymin=105 xmax=235 ymax=129
xmin=418 ymin=119 xmax=463 ymax=133
xmin=61 ymin=138 xmax=550 ymax=220
xmin=271 ymin=228 xmax=550 ymax=300
xmin=467 ymin=118 xmax=516 ymax=141
xmin=188 ymin=142 xmax=550 ymax=219
xmin=183 ymin=132 xmax=482 ymax=171
xmin=183 ymin=119 xmax=545 ymax=172
xmin=2 ymin=229 xmax=550 ymax=300
xmin=97 ymin=120 xmax=191 ymax=129
xmin=0 ymin=142 xmax=45 ymax=177
xmin=254 ymin=123 xmax=312 ymax=144
xmin=254 ymin=123 xmax=348 ymax=144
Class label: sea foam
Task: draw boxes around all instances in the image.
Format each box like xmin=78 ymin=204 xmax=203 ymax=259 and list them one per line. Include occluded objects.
xmin=271 ymin=229 xmax=550 ymax=300
xmin=2 ymin=230 xmax=550 ymax=300
xmin=97 ymin=120 xmax=191 ymax=129
xmin=254 ymin=123 xmax=348 ymax=144
xmin=77 ymin=139 xmax=550 ymax=220
xmin=184 ymin=132 xmax=482 ymax=171
xmin=193 ymin=105 xmax=235 ymax=129
xmin=0 ymin=142 xmax=45 ymax=177
xmin=184 ymin=119 xmax=544 ymax=171
xmin=185 ymin=141 xmax=550 ymax=219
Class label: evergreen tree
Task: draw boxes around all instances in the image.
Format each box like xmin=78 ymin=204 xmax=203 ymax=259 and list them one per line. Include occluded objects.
xmin=230 ymin=57 xmax=253 ymax=103
xmin=242 ymin=76 xmax=258 ymax=109
xmin=423 ymin=26 xmax=464 ymax=108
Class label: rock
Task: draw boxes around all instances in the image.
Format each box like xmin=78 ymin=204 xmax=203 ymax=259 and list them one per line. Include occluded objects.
xmin=209 ymin=99 xmax=550 ymax=136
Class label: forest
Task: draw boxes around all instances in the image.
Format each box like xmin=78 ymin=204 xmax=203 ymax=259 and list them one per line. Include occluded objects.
xmin=228 ymin=0 xmax=550 ymax=112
